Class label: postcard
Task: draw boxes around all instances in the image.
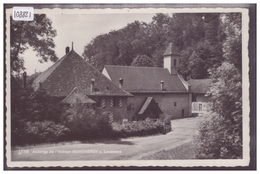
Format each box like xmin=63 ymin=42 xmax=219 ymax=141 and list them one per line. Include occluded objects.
xmin=4 ymin=4 xmax=253 ymax=168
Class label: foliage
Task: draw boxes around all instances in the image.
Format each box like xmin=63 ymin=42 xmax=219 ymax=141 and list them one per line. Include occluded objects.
xmin=83 ymin=13 xmax=228 ymax=79
xmin=112 ymin=118 xmax=171 ymax=138
xmin=197 ymin=112 xmax=242 ymax=159
xmin=196 ymin=12 xmax=242 ymax=159
xmin=222 ymin=13 xmax=242 ymax=73
xmin=61 ymin=100 xmax=113 ymax=140
xmin=11 ymin=75 xmax=64 ymax=145
xmin=162 ymin=115 xmax=172 ymax=133
xmin=131 ymin=55 xmax=156 ymax=67
xmin=24 ymin=121 xmax=70 ymax=144
xmin=11 ymin=14 xmax=58 ymax=73
xmin=197 ymin=54 xmax=242 ymax=158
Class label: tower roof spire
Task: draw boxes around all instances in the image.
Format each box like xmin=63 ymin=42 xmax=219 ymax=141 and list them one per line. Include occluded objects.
xmin=72 ymin=41 xmax=74 ymax=50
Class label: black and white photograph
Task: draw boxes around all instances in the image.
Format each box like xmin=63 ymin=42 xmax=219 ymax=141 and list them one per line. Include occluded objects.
xmin=4 ymin=4 xmax=255 ymax=169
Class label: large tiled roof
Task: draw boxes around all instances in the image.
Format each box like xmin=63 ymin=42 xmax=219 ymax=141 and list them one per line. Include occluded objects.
xmin=32 ymin=50 xmax=131 ymax=97
xmin=103 ymin=65 xmax=187 ymax=92
xmin=188 ymin=79 xmax=212 ymax=94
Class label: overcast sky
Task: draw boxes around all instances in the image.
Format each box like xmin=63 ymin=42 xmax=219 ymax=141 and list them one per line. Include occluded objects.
xmin=23 ymin=13 xmax=156 ymax=75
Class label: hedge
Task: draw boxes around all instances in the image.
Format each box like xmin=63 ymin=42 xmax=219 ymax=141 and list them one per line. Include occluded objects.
xmin=112 ymin=118 xmax=171 ymax=138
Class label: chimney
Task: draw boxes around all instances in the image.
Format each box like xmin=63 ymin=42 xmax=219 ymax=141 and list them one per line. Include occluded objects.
xmin=160 ymin=80 xmax=164 ymax=90
xmin=23 ymin=71 xmax=27 ymax=88
xmin=91 ymin=79 xmax=95 ymax=92
xmin=65 ymin=46 xmax=70 ymax=54
xmin=119 ymin=78 xmax=123 ymax=88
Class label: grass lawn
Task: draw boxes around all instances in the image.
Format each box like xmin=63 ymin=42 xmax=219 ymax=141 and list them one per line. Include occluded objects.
xmin=141 ymin=141 xmax=197 ymax=160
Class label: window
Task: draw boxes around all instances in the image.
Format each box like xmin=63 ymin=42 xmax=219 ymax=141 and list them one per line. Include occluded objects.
xmin=192 ymin=94 xmax=197 ymax=102
xmin=96 ymin=97 xmax=102 ymax=107
xmin=173 ymin=59 xmax=177 ymax=66
xmin=174 ymin=102 xmax=177 ymax=106
xmin=109 ymin=112 xmax=114 ymax=123
xmin=182 ymin=109 xmax=185 ymax=117
xmin=96 ymin=97 xmax=105 ymax=108
xmin=119 ymin=98 xmax=123 ymax=107
xmin=111 ymin=97 xmax=123 ymax=107
xmin=110 ymin=97 xmax=114 ymax=107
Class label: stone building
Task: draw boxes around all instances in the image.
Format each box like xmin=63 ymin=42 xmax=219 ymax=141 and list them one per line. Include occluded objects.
xmin=32 ymin=46 xmax=132 ymax=122
xmin=188 ymin=79 xmax=212 ymax=113
xmin=102 ymin=43 xmax=192 ymax=120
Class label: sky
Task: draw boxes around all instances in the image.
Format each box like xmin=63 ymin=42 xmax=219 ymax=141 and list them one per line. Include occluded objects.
xmin=23 ymin=13 xmax=156 ymax=75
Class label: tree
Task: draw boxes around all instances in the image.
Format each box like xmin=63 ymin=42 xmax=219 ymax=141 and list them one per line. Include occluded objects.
xmin=131 ymin=55 xmax=156 ymax=67
xmin=170 ymin=13 xmax=224 ymax=79
xmin=61 ymin=100 xmax=113 ymax=140
xmin=197 ymin=63 xmax=242 ymax=159
xmin=82 ymin=13 xmax=227 ymax=78
xmin=196 ymin=13 xmax=242 ymax=159
xmin=11 ymin=14 xmax=58 ymax=73
xmin=222 ymin=13 xmax=242 ymax=73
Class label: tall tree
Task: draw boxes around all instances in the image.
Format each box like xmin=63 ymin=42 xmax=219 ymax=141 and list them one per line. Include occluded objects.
xmin=196 ymin=13 xmax=242 ymax=159
xmin=11 ymin=14 xmax=58 ymax=73
xmin=172 ymin=13 xmax=225 ymax=79
xmin=222 ymin=13 xmax=242 ymax=73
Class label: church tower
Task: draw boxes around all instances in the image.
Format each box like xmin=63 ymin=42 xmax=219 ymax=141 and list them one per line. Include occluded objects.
xmin=163 ymin=43 xmax=180 ymax=75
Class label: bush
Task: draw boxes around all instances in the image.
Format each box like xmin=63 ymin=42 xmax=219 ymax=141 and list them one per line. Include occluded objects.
xmin=160 ymin=115 xmax=172 ymax=133
xmin=196 ymin=62 xmax=242 ymax=159
xmin=196 ymin=113 xmax=242 ymax=159
xmin=112 ymin=118 xmax=171 ymax=138
xmin=24 ymin=121 xmax=70 ymax=144
xmin=61 ymin=101 xmax=113 ymax=140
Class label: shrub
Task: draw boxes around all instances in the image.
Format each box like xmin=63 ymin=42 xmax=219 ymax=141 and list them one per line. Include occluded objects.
xmin=196 ymin=62 xmax=242 ymax=159
xmin=160 ymin=115 xmax=172 ymax=133
xmin=61 ymin=101 xmax=113 ymax=140
xmin=20 ymin=121 xmax=70 ymax=145
xmin=196 ymin=113 xmax=242 ymax=159
xmin=112 ymin=118 xmax=171 ymax=138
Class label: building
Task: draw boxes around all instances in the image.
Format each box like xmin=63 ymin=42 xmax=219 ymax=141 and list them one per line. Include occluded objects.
xmin=32 ymin=46 xmax=132 ymax=122
xmin=188 ymin=79 xmax=212 ymax=113
xmin=102 ymin=43 xmax=192 ymax=120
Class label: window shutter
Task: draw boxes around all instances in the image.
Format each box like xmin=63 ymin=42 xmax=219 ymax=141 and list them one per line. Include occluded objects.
xmin=109 ymin=113 xmax=114 ymax=123
xmin=101 ymin=98 xmax=106 ymax=108
xmin=110 ymin=98 xmax=114 ymax=107
xmin=119 ymin=98 xmax=123 ymax=107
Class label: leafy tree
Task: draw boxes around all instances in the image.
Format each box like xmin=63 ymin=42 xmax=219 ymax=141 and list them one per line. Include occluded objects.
xmin=131 ymin=55 xmax=156 ymax=67
xmin=11 ymin=14 xmax=58 ymax=73
xmin=197 ymin=63 xmax=242 ymax=159
xmin=196 ymin=13 xmax=242 ymax=159
xmin=173 ymin=13 xmax=224 ymax=79
xmin=11 ymin=75 xmax=64 ymax=145
xmin=222 ymin=13 xmax=242 ymax=73
xmin=61 ymin=100 xmax=113 ymax=140
xmin=82 ymin=13 xmax=229 ymax=80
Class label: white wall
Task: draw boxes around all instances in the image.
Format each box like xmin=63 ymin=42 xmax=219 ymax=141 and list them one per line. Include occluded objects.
xmin=163 ymin=55 xmax=171 ymax=74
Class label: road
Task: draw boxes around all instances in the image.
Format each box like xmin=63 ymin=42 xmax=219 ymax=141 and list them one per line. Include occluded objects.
xmin=11 ymin=116 xmax=203 ymax=161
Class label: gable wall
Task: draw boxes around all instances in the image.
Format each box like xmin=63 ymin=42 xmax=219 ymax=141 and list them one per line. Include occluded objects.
xmin=91 ymin=96 xmax=128 ymax=123
xmin=163 ymin=55 xmax=171 ymax=73
xmin=127 ymin=92 xmax=191 ymax=120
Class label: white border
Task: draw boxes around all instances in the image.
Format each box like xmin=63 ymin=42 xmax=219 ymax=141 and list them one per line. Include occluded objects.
xmin=5 ymin=7 xmax=250 ymax=168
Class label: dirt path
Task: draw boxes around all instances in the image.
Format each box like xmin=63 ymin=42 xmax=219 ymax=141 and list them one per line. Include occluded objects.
xmin=11 ymin=116 xmax=203 ymax=161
